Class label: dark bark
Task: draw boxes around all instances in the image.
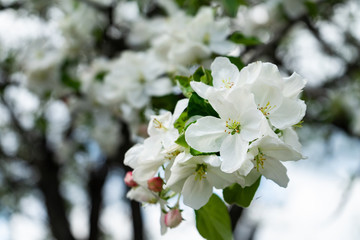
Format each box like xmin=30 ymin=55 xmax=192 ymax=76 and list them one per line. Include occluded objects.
xmin=229 ymin=205 xmax=244 ymax=231
xmin=88 ymin=163 xmax=108 ymax=240
xmin=37 ymin=138 xmax=75 ymax=240
xmin=130 ymin=200 xmax=144 ymax=240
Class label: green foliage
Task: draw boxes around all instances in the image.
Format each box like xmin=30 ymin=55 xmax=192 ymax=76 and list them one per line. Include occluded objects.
xmin=173 ymin=109 xmax=189 ymax=133
xmin=221 ymin=0 xmax=247 ymax=17
xmin=175 ymin=75 xmax=193 ymax=98
xmin=151 ymin=94 xmax=179 ymax=112
xmin=60 ymin=59 xmax=81 ymax=92
xmin=175 ymin=133 xmax=189 ymax=148
xmin=304 ymin=1 xmax=319 ymax=18
xmin=191 ymin=66 xmax=213 ymax=86
xmin=188 ymin=92 xmax=219 ymax=118
xmin=175 ymin=0 xmax=212 ymax=15
xmin=176 ymin=66 xmax=213 ymax=98
xmin=94 ymin=70 xmax=108 ymax=83
xmin=195 ymin=194 xmax=233 ymax=240
xmin=190 ymin=147 xmax=217 ymax=156
xmin=223 ymin=177 xmax=261 ymax=207
xmin=229 ymin=31 xmax=262 ymax=46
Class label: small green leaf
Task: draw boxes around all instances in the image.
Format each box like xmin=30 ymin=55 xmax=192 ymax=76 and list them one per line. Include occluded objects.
xmin=229 ymin=31 xmax=262 ymax=46
xmin=173 ymin=109 xmax=189 ymax=133
xmin=175 ymin=134 xmax=189 ymax=148
xmin=304 ymin=1 xmax=318 ymax=18
xmin=175 ymin=75 xmax=193 ymax=98
xmin=223 ymin=177 xmax=261 ymax=207
xmin=195 ymin=194 xmax=233 ymax=240
xmin=190 ymin=147 xmax=217 ymax=156
xmin=191 ymin=66 xmax=213 ymax=86
xmin=226 ymin=56 xmax=245 ymax=71
xmin=188 ymin=93 xmax=219 ymax=118
xmin=95 ymin=70 xmax=108 ymax=83
xmin=151 ymin=94 xmax=179 ymax=112
xmin=222 ymin=0 xmax=247 ymax=17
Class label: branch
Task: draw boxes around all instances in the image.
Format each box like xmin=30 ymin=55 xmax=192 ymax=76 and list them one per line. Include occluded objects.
xmin=37 ymin=137 xmax=76 ymax=240
xmin=229 ymin=205 xmax=244 ymax=231
xmin=0 ymin=2 xmax=22 ymax=11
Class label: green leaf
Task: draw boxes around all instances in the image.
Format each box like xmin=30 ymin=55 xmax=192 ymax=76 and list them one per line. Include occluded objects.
xmin=188 ymin=93 xmax=219 ymax=118
xmin=175 ymin=0 xmax=212 ymax=15
xmin=60 ymin=59 xmax=81 ymax=92
xmin=173 ymin=109 xmax=189 ymax=133
xmin=229 ymin=31 xmax=262 ymax=46
xmin=175 ymin=133 xmax=189 ymax=148
xmin=222 ymin=0 xmax=247 ymax=17
xmin=304 ymin=1 xmax=318 ymax=18
xmin=175 ymin=75 xmax=193 ymax=98
xmin=94 ymin=70 xmax=108 ymax=83
xmin=151 ymin=94 xmax=179 ymax=112
xmin=223 ymin=177 xmax=261 ymax=207
xmin=191 ymin=66 xmax=213 ymax=86
xmin=226 ymin=56 xmax=245 ymax=71
xmin=195 ymin=194 xmax=233 ymax=240
xmin=190 ymin=147 xmax=217 ymax=156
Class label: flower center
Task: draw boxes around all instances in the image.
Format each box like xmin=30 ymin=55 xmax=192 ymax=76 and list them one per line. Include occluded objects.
xmin=221 ymin=78 xmax=234 ymax=89
xmin=203 ymin=32 xmax=210 ymax=45
xmin=258 ymin=101 xmax=276 ymax=118
xmin=153 ymin=118 xmax=167 ymax=130
xmin=194 ymin=164 xmax=207 ymax=180
xmin=225 ymin=118 xmax=241 ymax=135
xmin=254 ymin=149 xmax=266 ymax=171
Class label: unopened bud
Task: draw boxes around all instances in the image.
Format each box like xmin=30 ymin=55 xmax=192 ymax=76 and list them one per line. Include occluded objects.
xmin=124 ymin=171 xmax=138 ymax=187
xmin=147 ymin=177 xmax=163 ymax=192
xmin=164 ymin=209 xmax=182 ymax=228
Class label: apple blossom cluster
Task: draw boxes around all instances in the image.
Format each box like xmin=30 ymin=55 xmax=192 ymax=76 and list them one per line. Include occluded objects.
xmin=124 ymin=57 xmax=306 ymax=233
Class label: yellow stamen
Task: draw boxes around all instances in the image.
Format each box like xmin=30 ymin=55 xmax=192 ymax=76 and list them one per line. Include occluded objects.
xmin=225 ymin=118 xmax=241 ymax=135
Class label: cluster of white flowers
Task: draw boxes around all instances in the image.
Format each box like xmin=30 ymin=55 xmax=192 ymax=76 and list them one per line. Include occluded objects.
xmin=124 ymin=57 xmax=306 ymax=233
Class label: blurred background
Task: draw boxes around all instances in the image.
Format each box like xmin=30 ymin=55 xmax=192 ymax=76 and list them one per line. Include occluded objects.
xmin=0 ymin=0 xmax=360 ymax=239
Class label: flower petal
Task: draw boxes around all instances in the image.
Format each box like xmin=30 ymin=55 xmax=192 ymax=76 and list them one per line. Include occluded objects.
xmin=182 ymin=174 xmax=213 ymax=210
xmin=260 ymin=158 xmax=289 ymax=188
xmin=270 ymin=98 xmax=306 ymax=129
xmin=185 ymin=116 xmax=226 ymax=152
xmin=190 ymin=81 xmax=211 ymax=99
xmin=211 ymin=57 xmax=239 ymax=89
xmin=220 ymin=134 xmax=248 ymax=173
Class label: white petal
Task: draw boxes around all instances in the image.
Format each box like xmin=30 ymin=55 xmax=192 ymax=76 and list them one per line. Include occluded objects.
xmin=260 ymin=158 xmax=289 ymax=188
xmin=239 ymin=109 xmax=263 ymax=141
xmin=124 ymin=144 xmax=143 ymax=168
xmin=211 ymin=57 xmax=239 ymax=89
xmin=270 ymin=98 xmax=306 ymax=129
xmin=281 ymin=127 xmax=302 ymax=152
xmin=172 ymin=98 xmax=189 ymax=124
xmin=220 ymin=134 xmax=248 ymax=173
xmin=207 ymin=167 xmax=235 ymax=189
xmin=255 ymin=62 xmax=283 ymax=86
xmin=185 ymin=116 xmax=226 ymax=152
xmin=260 ymin=136 xmax=303 ymax=161
xmin=210 ymin=40 xmax=237 ymax=55
xmin=238 ymin=61 xmax=262 ymax=85
xmin=146 ymin=77 xmax=173 ymax=96
xmin=283 ymin=72 xmax=306 ymax=99
xmin=190 ymin=81 xmax=212 ymax=99
xmin=182 ymin=174 xmax=213 ymax=210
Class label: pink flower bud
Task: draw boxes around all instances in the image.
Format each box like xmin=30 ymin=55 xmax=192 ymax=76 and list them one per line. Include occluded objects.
xmin=164 ymin=209 xmax=182 ymax=228
xmin=147 ymin=177 xmax=163 ymax=192
xmin=124 ymin=171 xmax=138 ymax=187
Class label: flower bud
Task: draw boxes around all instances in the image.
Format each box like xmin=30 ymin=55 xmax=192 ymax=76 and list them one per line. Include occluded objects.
xmin=147 ymin=177 xmax=163 ymax=192
xmin=124 ymin=171 xmax=138 ymax=187
xmin=164 ymin=209 xmax=182 ymax=228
